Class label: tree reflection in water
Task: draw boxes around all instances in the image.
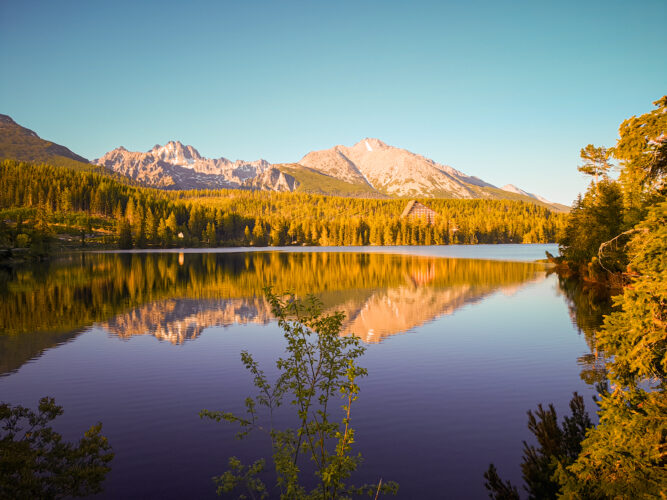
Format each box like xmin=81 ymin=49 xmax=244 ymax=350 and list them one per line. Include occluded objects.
xmin=0 ymin=251 xmax=550 ymax=375
xmin=554 ymin=272 xmax=616 ymax=385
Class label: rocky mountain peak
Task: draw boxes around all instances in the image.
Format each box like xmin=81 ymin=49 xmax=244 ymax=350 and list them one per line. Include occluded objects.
xmin=149 ymin=141 xmax=202 ymax=165
xmin=0 ymin=114 xmax=17 ymax=125
xmin=354 ymin=138 xmax=389 ymax=152
xmin=96 ymin=141 xmax=269 ymax=190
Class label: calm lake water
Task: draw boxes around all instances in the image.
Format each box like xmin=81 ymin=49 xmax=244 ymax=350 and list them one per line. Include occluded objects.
xmin=0 ymin=244 xmax=602 ymax=499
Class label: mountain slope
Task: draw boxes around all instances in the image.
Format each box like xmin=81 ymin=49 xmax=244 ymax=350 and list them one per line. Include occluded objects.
xmin=276 ymin=163 xmax=382 ymax=197
xmin=298 ymin=147 xmax=374 ymax=187
xmin=0 ymin=114 xmax=566 ymax=210
xmin=95 ymin=141 xmax=270 ymax=190
xmin=0 ymin=114 xmax=91 ymax=169
xmin=300 ymin=138 xmax=487 ymax=198
xmin=244 ymin=165 xmax=299 ymax=192
xmin=298 ymin=138 xmax=568 ymax=211
xmin=499 ymin=184 xmax=569 ymax=212
xmin=96 ymin=137 xmax=568 ymax=210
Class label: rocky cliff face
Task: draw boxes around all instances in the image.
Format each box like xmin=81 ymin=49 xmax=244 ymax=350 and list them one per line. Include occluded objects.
xmin=94 ymin=137 xmax=517 ymax=198
xmin=95 ymin=141 xmax=270 ymax=190
xmin=243 ymin=166 xmax=299 ymax=192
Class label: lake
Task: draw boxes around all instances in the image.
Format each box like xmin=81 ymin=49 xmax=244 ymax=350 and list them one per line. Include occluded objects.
xmin=0 ymin=244 xmax=602 ymax=499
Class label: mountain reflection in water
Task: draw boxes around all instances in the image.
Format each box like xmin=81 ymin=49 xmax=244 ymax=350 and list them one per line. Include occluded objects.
xmin=2 ymin=247 xmax=607 ymax=499
xmin=0 ymin=251 xmax=547 ymax=373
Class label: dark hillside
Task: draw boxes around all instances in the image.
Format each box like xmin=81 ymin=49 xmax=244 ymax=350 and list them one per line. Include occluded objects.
xmin=0 ymin=114 xmax=92 ymax=170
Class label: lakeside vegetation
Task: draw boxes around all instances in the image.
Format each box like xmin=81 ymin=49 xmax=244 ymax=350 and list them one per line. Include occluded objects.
xmin=0 ymin=158 xmax=565 ymax=257
xmin=486 ymin=96 xmax=666 ymax=498
xmin=0 ymin=397 xmax=114 ymax=498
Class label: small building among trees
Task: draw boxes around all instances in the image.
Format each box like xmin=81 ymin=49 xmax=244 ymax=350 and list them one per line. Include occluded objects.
xmin=400 ymin=200 xmax=438 ymax=225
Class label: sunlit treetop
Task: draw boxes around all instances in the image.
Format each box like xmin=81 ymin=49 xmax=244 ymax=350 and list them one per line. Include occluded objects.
xmin=613 ymin=95 xmax=667 ymax=189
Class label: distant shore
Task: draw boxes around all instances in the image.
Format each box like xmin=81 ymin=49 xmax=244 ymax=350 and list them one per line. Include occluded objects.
xmin=88 ymin=243 xmax=559 ymax=263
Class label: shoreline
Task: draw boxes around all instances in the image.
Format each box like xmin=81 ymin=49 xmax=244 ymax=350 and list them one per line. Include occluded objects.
xmin=83 ymin=243 xmax=559 ymax=263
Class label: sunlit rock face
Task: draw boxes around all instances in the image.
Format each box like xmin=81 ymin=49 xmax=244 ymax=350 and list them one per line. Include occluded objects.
xmin=243 ymin=166 xmax=299 ymax=192
xmin=300 ymin=138 xmax=494 ymax=198
xmin=95 ymin=141 xmax=270 ymax=190
xmin=92 ymin=134 xmax=562 ymax=206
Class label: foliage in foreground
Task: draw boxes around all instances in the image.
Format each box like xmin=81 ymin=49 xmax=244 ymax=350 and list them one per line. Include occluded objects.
xmin=496 ymin=96 xmax=667 ymax=498
xmin=556 ymin=202 xmax=667 ymax=498
xmin=484 ymin=392 xmax=592 ymax=500
xmin=556 ymin=96 xmax=666 ymax=498
xmin=0 ymin=397 xmax=114 ymax=499
xmin=200 ymin=288 xmax=397 ymax=499
xmin=558 ymin=179 xmax=625 ymax=269
xmin=558 ymin=95 xmax=666 ymax=274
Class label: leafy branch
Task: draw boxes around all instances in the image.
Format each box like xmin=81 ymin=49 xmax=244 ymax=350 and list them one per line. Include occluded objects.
xmin=200 ymin=287 xmax=397 ymax=499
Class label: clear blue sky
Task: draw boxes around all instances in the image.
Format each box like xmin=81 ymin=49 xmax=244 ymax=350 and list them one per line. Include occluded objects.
xmin=1 ymin=0 xmax=665 ymax=205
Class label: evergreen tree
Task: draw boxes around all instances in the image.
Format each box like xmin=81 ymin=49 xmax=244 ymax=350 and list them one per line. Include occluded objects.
xmin=557 ymin=202 xmax=667 ymax=498
xmin=117 ymin=219 xmax=133 ymax=249
xmin=157 ymin=217 xmax=170 ymax=246
xmin=205 ymin=222 xmax=217 ymax=247
xmin=578 ymin=144 xmax=613 ymax=184
xmin=251 ymin=221 xmax=265 ymax=246
xmin=0 ymin=397 xmax=114 ymax=498
xmin=485 ymin=393 xmax=592 ymax=500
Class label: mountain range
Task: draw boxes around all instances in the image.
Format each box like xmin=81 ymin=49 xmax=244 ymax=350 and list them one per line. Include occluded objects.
xmin=0 ymin=114 xmax=568 ymax=211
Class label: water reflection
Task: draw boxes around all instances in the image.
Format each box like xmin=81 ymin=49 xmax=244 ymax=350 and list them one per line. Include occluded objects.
xmin=0 ymin=252 xmax=548 ymax=374
xmin=554 ymin=273 xmax=615 ymax=385
xmin=0 ymin=249 xmax=605 ymax=498
xmin=102 ymin=298 xmax=272 ymax=344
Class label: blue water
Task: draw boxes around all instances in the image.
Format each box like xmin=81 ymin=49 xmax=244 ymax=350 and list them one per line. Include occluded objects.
xmin=0 ymin=245 xmax=596 ymax=500
xmin=98 ymin=243 xmax=559 ymax=262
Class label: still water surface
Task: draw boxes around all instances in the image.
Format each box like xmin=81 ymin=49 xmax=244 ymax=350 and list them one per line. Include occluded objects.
xmin=0 ymin=244 xmax=600 ymax=499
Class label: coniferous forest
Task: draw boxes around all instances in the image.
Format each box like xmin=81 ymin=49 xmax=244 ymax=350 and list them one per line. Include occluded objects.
xmin=485 ymin=96 xmax=666 ymax=498
xmin=0 ymin=159 xmax=566 ymax=254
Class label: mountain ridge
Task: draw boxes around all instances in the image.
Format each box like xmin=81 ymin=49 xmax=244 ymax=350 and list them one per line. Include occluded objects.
xmin=0 ymin=113 xmax=567 ymax=211
xmin=95 ymin=140 xmax=271 ymax=190
xmin=0 ymin=114 xmax=92 ymax=169
xmin=95 ymin=137 xmax=565 ymax=210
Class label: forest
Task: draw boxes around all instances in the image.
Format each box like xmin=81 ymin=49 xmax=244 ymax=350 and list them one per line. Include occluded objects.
xmin=486 ymin=96 xmax=666 ymax=498
xmin=0 ymin=158 xmax=566 ymax=254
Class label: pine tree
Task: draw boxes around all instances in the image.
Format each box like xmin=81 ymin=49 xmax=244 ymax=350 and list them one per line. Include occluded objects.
xmin=117 ymin=219 xmax=133 ymax=249
xmin=205 ymin=222 xmax=217 ymax=247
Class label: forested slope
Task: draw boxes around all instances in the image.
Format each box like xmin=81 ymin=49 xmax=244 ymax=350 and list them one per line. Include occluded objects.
xmin=0 ymin=159 xmax=566 ymax=251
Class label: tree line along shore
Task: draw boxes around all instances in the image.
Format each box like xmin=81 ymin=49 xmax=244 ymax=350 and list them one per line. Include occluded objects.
xmin=0 ymin=158 xmax=565 ymax=257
